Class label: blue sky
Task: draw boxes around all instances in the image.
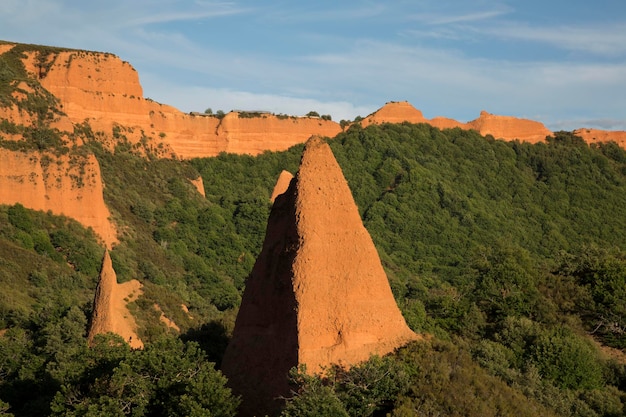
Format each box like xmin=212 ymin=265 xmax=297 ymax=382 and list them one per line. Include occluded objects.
xmin=1 ymin=0 xmax=625 ymax=130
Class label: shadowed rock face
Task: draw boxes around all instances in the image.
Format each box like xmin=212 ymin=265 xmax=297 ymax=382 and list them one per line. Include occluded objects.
xmin=221 ymin=136 xmax=418 ymax=416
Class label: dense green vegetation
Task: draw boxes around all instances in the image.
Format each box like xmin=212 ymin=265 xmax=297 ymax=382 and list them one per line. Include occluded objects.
xmin=4 ymin=120 xmax=626 ymax=415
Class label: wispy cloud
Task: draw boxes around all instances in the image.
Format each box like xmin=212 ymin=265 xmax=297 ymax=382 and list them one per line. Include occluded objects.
xmin=410 ymin=8 xmax=513 ymax=25
xmin=472 ymin=22 xmax=626 ymax=56
xmin=124 ymin=6 xmax=250 ymax=26
xmin=263 ymin=3 xmax=388 ymax=23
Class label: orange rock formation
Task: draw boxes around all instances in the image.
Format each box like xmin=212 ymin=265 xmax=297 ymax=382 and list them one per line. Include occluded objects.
xmin=467 ymin=110 xmax=552 ymax=143
xmin=361 ymin=101 xmax=427 ymax=127
xmin=361 ymin=101 xmax=553 ymax=143
xmin=189 ymin=176 xmax=206 ymax=197
xmin=0 ymin=149 xmax=117 ymax=248
xmin=221 ymin=136 xmax=418 ymax=416
xmin=270 ymin=170 xmax=294 ymax=203
xmin=0 ymin=43 xmax=341 ymax=246
xmin=574 ymin=128 xmax=626 ymax=148
xmin=88 ymin=250 xmax=143 ymax=349
xmin=0 ymin=44 xmax=342 ymax=159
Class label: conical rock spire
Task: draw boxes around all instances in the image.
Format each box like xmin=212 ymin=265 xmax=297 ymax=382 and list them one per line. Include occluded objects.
xmin=221 ymin=136 xmax=418 ymax=416
xmin=88 ymin=250 xmax=143 ymax=349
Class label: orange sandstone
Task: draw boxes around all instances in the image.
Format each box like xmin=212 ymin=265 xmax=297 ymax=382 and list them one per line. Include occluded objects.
xmin=270 ymin=170 xmax=294 ymax=203
xmin=1 ymin=44 xmax=341 ymax=158
xmin=189 ymin=176 xmax=206 ymax=197
xmin=361 ymin=101 xmax=427 ymax=127
xmin=467 ymin=110 xmax=552 ymax=143
xmin=221 ymin=136 xmax=418 ymax=416
xmin=88 ymin=250 xmax=143 ymax=349
xmin=573 ymin=128 xmax=626 ymax=148
xmin=361 ymin=102 xmax=554 ymax=143
xmin=0 ymin=149 xmax=117 ymax=248
xmin=429 ymin=116 xmax=467 ymax=130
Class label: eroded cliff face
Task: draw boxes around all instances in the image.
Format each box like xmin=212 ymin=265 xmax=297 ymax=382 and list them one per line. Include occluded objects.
xmin=88 ymin=250 xmax=143 ymax=349
xmin=0 ymin=43 xmax=341 ymax=246
xmin=0 ymin=148 xmax=117 ymax=248
xmin=0 ymin=44 xmax=341 ymax=159
xmin=217 ymin=112 xmax=342 ymax=155
xmin=221 ymin=136 xmax=418 ymax=416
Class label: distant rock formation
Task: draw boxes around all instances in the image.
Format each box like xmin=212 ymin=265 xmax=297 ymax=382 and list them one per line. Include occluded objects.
xmin=88 ymin=250 xmax=143 ymax=349
xmin=0 ymin=43 xmax=341 ymax=159
xmin=467 ymin=110 xmax=552 ymax=143
xmin=270 ymin=170 xmax=294 ymax=203
xmin=221 ymin=136 xmax=418 ymax=416
xmin=361 ymin=101 xmax=553 ymax=143
xmin=0 ymin=149 xmax=117 ymax=248
xmin=574 ymin=128 xmax=626 ymax=148
xmin=361 ymin=101 xmax=427 ymax=127
xmin=189 ymin=176 xmax=206 ymax=197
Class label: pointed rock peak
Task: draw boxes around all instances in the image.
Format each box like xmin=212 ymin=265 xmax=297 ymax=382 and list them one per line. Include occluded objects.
xmin=270 ymin=170 xmax=294 ymax=203
xmin=222 ymin=136 xmax=418 ymax=416
xmin=361 ymin=101 xmax=426 ymax=127
xmin=88 ymin=250 xmax=143 ymax=349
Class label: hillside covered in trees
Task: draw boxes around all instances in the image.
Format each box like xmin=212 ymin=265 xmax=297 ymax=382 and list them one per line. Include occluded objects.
xmin=3 ymin=122 xmax=626 ymax=416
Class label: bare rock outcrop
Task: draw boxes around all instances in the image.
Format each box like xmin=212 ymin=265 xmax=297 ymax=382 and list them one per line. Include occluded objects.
xmin=0 ymin=44 xmax=341 ymax=159
xmin=0 ymin=149 xmax=117 ymax=248
xmin=221 ymin=136 xmax=418 ymax=416
xmin=270 ymin=170 xmax=294 ymax=203
xmin=467 ymin=110 xmax=552 ymax=143
xmin=573 ymin=128 xmax=626 ymax=148
xmin=189 ymin=176 xmax=206 ymax=197
xmin=88 ymin=250 xmax=143 ymax=349
xmin=361 ymin=102 xmax=554 ymax=143
xmin=361 ymin=101 xmax=427 ymax=127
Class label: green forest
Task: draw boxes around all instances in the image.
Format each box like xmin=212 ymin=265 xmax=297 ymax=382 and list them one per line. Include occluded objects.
xmin=3 ymin=120 xmax=626 ymax=416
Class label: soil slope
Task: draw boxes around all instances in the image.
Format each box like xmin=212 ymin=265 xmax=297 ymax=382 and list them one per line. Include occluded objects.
xmin=221 ymin=136 xmax=418 ymax=416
